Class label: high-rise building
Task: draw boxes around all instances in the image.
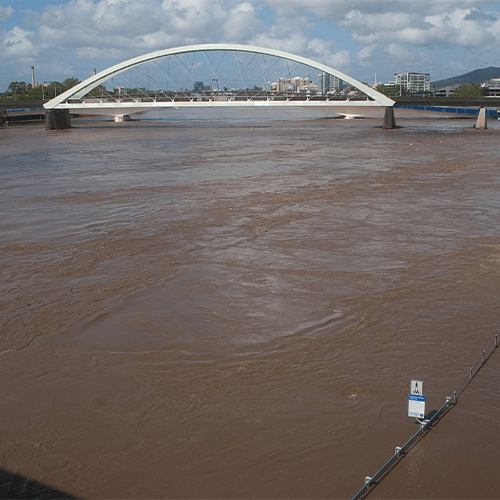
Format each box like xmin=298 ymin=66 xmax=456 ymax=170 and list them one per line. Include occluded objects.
xmin=318 ymin=73 xmax=342 ymax=95
xmin=393 ymin=73 xmax=430 ymax=94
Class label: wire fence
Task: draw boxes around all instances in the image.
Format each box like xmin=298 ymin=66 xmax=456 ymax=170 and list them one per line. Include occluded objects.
xmin=351 ymin=332 xmax=499 ymax=500
xmin=452 ymin=334 xmax=498 ymax=399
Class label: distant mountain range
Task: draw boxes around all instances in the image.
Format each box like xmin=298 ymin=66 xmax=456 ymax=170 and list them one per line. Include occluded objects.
xmin=432 ymin=67 xmax=500 ymax=88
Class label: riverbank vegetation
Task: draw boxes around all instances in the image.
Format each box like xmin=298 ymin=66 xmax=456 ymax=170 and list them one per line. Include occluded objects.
xmin=0 ymin=78 xmax=80 ymax=101
xmin=452 ymin=83 xmax=483 ymax=97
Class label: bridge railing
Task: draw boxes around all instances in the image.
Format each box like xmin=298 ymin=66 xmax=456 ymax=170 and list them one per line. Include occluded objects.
xmin=452 ymin=333 xmax=498 ymax=399
xmin=351 ymin=332 xmax=499 ymax=500
xmin=69 ymin=94 xmax=375 ymax=105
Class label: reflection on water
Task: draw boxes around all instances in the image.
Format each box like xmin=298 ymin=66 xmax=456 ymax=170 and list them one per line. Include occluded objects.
xmin=1 ymin=110 xmax=500 ymax=499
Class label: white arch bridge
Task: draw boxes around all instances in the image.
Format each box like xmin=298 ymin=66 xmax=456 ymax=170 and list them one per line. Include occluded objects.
xmin=44 ymin=43 xmax=395 ymax=126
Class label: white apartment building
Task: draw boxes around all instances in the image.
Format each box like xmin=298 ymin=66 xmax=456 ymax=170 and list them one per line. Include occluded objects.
xmin=267 ymin=76 xmax=317 ymax=93
xmin=482 ymin=78 xmax=500 ymax=96
xmin=393 ymin=72 xmax=431 ymax=94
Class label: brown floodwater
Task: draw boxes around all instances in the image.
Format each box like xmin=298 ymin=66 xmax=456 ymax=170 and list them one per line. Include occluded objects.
xmin=1 ymin=109 xmax=500 ymax=499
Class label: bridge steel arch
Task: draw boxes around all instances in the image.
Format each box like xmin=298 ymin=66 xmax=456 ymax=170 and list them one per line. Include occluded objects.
xmin=45 ymin=43 xmax=395 ymax=113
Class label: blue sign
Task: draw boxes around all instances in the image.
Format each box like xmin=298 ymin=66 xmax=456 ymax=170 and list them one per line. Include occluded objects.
xmin=408 ymin=394 xmax=426 ymax=418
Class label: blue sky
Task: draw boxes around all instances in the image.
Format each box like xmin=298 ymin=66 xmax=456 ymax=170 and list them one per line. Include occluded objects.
xmin=2 ymin=0 xmax=500 ymax=92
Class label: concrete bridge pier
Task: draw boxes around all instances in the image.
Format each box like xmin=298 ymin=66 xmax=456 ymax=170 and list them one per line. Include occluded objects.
xmin=382 ymin=107 xmax=396 ymax=129
xmin=474 ymin=107 xmax=487 ymax=130
xmin=45 ymin=109 xmax=71 ymax=130
xmin=115 ymin=114 xmax=131 ymax=122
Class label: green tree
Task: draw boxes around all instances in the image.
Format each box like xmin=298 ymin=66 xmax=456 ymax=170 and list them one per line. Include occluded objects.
xmin=453 ymin=83 xmax=483 ymax=97
xmin=2 ymin=76 xmax=83 ymax=101
xmin=62 ymin=77 xmax=80 ymax=90
xmin=28 ymin=86 xmax=44 ymax=100
xmin=376 ymin=84 xmax=407 ymax=97
xmin=88 ymin=84 xmax=107 ymax=97
xmin=8 ymin=81 xmax=28 ymax=95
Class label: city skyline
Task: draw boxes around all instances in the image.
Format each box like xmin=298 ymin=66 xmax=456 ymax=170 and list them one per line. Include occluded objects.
xmin=1 ymin=0 xmax=500 ymax=92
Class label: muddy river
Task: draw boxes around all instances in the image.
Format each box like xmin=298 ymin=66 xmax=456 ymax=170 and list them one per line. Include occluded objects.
xmin=1 ymin=109 xmax=500 ymax=498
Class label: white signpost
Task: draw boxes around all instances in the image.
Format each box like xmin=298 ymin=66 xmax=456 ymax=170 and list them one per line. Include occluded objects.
xmin=408 ymin=380 xmax=425 ymax=418
xmin=411 ymin=380 xmax=423 ymax=395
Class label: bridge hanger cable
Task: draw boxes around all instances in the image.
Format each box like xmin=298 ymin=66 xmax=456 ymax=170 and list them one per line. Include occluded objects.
xmin=261 ymin=55 xmax=287 ymax=94
xmin=233 ymin=52 xmax=261 ymax=97
xmin=173 ymin=54 xmax=199 ymax=96
xmin=152 ymin=59 xmax=180 ymax=101
xmin=202 ymin=51 xmax=221 ymax=95
xmin=214 ymin=51 xmax=250 ymax=96
xmin=233 ymin=53 xmax=246 ymax=96
xmin=202 ymin=50 xmax=227 ymax=87
xmin=129 ymin=64 xmax=163 ymax=101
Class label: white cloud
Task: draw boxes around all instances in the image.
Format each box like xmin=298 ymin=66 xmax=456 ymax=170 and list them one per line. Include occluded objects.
xmin=262 ymin=0 xmax=500 ymax=51
xmin=263 ymin=0 xmax=496 ymax=18
xmin=2 ymin=0 xmax=500 ymax=91
xmin=251 ymin=31 xmax=310 ymax=55
xmin=489 ymin=17 xmax=500 ymax=39
xmin=343 ymin=7 xmax=499 ymax=48
xmin=384 ymin=43 xmax=434 ymax=73
xmin=357 ymin=44 xmax=375 ymax=61
xmin=327 ymin=50 xmax=351 ymax=69
xmin=1 ymin=27 xmax=38 ymax=58
xmin=0 ymin=4 xmax=13 ymax=22
xmin=307 ymin=39 xmax=351 ymax=68
xmin=74 ymin=46 xmax=130 ymax=60
xmin=160 ymin=0 xmax=227 ymax=39
xmin=448 ymin=60 xmax=466 ymax=72
xmin=387 ymin=43 xmax=412 ymax=61
xmin=306 ymin=38 xmax=332 ymax=58
xmin=344 ymin=10 xmax=418 ymax=35
xmin=31 ymin=0 xmax=235 ymax=53
xmin=135 ymin=31 xmax=179 ymax=50
xmin=250 ymin=25 xmax=350 ymax=70
xmin=15 ymin=0 xmax=500 ymax=58
xmin=223 ymin=3 xmax=264 ymax=42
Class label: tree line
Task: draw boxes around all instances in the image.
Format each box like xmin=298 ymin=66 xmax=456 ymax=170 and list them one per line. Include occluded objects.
xmin=1 ymin=77 xmax=80 ymax=101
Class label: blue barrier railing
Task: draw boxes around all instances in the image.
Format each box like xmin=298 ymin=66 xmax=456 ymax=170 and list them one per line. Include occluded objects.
xmin=395 ymin=105 xmax=499 ymax=118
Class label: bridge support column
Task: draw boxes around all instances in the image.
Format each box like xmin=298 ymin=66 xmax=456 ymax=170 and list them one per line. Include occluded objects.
xmin=474 ymin=107 xmax=487 ymax=130
xmin=382 ymin=107 xmax=396 ymax=129
xmin=115 ymin=114 xmax=131 ymax=122
xmin=45 ymin=109 xmax=71 ymax=130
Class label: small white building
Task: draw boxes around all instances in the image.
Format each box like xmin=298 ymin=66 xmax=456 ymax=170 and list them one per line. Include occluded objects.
xmin=434 ymin=85 xmax=459 ymax=97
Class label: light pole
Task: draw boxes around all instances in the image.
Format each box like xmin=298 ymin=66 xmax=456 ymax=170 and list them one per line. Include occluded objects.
xmin=43 ymin=81 xmax=54 ymax=100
